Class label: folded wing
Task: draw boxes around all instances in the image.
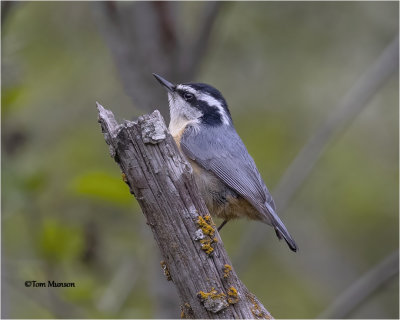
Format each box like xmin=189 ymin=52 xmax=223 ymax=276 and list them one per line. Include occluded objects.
xmin=181 ymin=125 xmax=297 ymax=251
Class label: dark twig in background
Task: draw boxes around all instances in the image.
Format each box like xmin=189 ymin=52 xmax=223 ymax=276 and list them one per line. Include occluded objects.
xmin=1 ymin=1 xmax=17 ymax=27
xmin=93 ymin=1 xmax=225 ymax=119
xmin=180 ymin=1 xmax=224 ymax=79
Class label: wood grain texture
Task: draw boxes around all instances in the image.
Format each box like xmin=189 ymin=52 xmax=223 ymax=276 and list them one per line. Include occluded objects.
xmin=97 ymin=102 xmax=272 ymax=319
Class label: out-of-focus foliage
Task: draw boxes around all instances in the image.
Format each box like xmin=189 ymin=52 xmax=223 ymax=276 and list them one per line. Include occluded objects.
xmin=2 ymin=2 xmax=398 ymax=319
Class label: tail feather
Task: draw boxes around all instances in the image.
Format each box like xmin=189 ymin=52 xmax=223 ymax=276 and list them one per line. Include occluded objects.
xmin=265 ymin=202 xmax=298 ymax=252
xmin=275 ymin=226 xmax=298 ymax=252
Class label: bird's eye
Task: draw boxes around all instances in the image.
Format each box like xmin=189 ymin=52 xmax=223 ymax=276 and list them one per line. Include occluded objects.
xmin=183 ymin=92 xmax=194 ymax=101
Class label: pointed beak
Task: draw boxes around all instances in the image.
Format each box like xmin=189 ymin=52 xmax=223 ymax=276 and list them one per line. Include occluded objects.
xmin=153 ymin=73 xmax=175 ymax=93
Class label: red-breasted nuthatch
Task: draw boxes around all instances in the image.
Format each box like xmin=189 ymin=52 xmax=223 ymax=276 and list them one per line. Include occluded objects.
xmin=153 ymin=73 xmax=297 ymax=252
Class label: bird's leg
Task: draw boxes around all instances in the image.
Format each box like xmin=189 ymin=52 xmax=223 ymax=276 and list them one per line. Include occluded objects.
xmin=217 ymin=220 xmax=228 ymax=232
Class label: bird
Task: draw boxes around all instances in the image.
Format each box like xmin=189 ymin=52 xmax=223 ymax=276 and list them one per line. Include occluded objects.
xmin=153 ymin=73 xmax=297 ymax=252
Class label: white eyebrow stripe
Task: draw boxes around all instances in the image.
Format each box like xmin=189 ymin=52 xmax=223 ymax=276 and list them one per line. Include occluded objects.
xmin=176 ymin=85 xmax=197 ymax=94
xmin=177 ymin=85 xmax=230 ymax=126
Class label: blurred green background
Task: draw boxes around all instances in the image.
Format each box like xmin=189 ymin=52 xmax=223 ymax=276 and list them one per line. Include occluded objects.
xmin=2 ymin=2 xmax=398 ymax=319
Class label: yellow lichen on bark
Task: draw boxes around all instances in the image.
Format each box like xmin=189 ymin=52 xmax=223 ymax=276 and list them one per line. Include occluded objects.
xmin=227 ymin=286 xmax=239 ymax=304
xmin=223 ymin=264 xmax=232 ymax=278
xmin=197 ymin=215 xmax=215 ymax=236
xmin=200 ymin=238 xmax=214 ymax=255
xmin=198 ymin=287 xmax=226 ymax=300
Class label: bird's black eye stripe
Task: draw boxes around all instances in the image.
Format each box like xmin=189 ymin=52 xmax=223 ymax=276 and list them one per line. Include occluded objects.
xmin=183 ymin=92 xmax=194 ymax=101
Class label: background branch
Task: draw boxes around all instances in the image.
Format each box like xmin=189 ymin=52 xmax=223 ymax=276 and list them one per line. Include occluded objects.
xmin=273 ymin=36 xmax=399 ymax=212
xmin=233 ymin=36 xmax=399 ymax=272
xmin=318 ymin=251 xmax=399 ymax=319
xmin=93 ymin=2 xmax=226 ymax=119
xmin=180 ymin=2 xmax=225 ymax=79
xmin=1 ymin=1 xmax=17 ymax=27
xmin=97 ymin=103 xmax=272 ymax=319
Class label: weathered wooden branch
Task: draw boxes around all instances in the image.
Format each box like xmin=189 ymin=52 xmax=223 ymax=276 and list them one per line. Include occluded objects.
xmin=97 ymin=102 xmax=272 ymax=319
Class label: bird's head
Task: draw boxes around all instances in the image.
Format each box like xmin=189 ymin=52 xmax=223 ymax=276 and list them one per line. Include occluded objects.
xmin=153 ymin=73 xmax=232 ymax=131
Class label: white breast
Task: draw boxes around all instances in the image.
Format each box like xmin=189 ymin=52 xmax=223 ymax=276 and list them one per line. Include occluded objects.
xmin=169 ymin=117 xmax=193 ymax=137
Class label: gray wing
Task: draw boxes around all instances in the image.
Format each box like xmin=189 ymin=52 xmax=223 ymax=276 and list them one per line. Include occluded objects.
xmin=181 ymin=125 xmax=297 ymax=252
xmin=181 ymin=125 xmax=275 ymax=214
